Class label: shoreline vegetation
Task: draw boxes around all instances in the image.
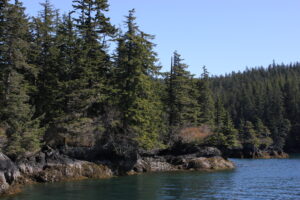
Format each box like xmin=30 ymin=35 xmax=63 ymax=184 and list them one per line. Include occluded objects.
xmin=1 ymin=0 xmax=300 ymax=197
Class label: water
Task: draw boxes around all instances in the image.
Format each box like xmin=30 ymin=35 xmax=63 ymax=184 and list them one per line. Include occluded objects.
xmin=2 ymin=156 xmax=300 ymax=200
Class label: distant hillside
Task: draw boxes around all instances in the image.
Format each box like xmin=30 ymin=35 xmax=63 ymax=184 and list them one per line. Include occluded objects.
xmin=210 ymin=63 xmax=300 ymax=152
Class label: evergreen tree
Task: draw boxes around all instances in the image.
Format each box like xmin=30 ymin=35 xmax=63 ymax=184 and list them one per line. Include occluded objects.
xmin=52 ymin=13 xmax=78 ymax=116
xmin=114 ymin=9 xmax=164 ymax=149
xmin=72 ymin=0 xmax=116 ymax=79
xmin=30 ymin=0 xmax=60 ymax=124
xmin=221 ymin=112 xmax=240 ymax=148
xmin=43 ymin=0 xmax=117 ymax=148
xmin=65 ymin=0 xmax=117 ymax=116
xmin=255 ymin=119 xmax=273 ymax=149
xmin=167 ymin=51 xmax=199 ymax=139
xmin=0 ymin=0 xmax=43 ymax=157
xmin=214 ymin=96 xmax=226 ymax=131
xmin=211 ymin=63 xmax=300 ymax=152
xmin=197 ymin=66 xmax=215 ymax=126
xmin=0 ymin=0 xmax=299 ymax=155
xmin=240 ymin=121 xmax=259 ymax=148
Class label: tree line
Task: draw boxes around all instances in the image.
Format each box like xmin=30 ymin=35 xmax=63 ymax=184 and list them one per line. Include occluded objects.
xmin=1 ymin=0 xmax=299 ymax=159
xmin=210 ymin=64 xmax=300 ymax=152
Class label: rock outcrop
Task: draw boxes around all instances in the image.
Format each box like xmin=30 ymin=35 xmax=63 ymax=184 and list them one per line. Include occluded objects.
xmin=131 ymin=156 xmax=234 ymax=173
xmin=0 ymin=153 xmax=21 ymax=195
xmin=18 ymin=146 xmax=113 ymax=182
xmin=0 ymin=145 xmax=235 ymax=197
xmin=0 ymin=147 xmax=113 ymax=196
xmin=186 ymin=157 xmax=235 ymax=170
xmin=133 ymin=157 xmax=177 ymax=173
xmin=131 ymin=146 xmax=235 ymax=174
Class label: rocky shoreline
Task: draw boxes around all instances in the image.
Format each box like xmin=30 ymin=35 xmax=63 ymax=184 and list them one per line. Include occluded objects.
xmin=0 ymin=149 xmax=113 ymax=196
xmin=223 ymin=147 xmax=289 ymax=159
xmin=0 ymin=146 xmax=234 ymax=197
xmin=1 ymin=141 xmax=292 ymax=197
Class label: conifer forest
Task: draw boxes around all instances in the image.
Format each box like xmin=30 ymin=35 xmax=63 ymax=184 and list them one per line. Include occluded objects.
xmin=1 ymin=0 xmax=300 ymax=160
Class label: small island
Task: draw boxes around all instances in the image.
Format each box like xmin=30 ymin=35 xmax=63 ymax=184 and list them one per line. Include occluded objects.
xmin=0 ymin=0 xmax=299 ymax=198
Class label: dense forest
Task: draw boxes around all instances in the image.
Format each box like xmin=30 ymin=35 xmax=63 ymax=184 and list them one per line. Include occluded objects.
xmin=0 ymin=0 xmax=299 ymax=160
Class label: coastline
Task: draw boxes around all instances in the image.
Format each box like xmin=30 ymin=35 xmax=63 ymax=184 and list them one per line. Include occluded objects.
xmin=1 ymin=144 xmax=292 ymax=197
xmin=0 ymin=146 xmax=235 ymax=197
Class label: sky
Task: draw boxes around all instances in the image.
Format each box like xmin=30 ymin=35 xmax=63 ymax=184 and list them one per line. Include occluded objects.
xmin=22 ymin=0 xmax=300 ymax=76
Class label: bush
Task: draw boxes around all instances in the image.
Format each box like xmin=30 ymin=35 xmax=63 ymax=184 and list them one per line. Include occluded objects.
xmin=176 ymin=125 xmax=213 ymax=144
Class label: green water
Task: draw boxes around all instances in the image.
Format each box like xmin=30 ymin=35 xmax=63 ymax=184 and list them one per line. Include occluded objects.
xmin=2 ymin=156 xmax=300 ymax=200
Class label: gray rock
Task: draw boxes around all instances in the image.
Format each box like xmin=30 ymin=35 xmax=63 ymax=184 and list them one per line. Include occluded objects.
xmin=132 ymin=154 xmax=235 ymax=173
xmin=197 ymin=147 xmax=222 ymax=157
xmin=0 ymin=152 xmax=21 ymax=195
xmin=17 ymin=148 xmax=113 ymax=183
xmin=133 ymin=157 xmax=177 ymax=172
xmin=187 ymin=156 xmax=235 ymax=170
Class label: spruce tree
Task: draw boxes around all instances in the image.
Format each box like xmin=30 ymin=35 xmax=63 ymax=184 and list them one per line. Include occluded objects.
xmin=53 ymin=13 xmax=78 ymax=116
xmin=65 ymin=0 xmax=117 ymax=116
xmin=167 ymin=51 xmax=199 ymax=137
xmin=44 ymin=0 xmax=117 ymax=148
xmin=197 ymin=66 xmax=215 ymax=126
xmin=214 ymin=96 xmax=226 ymax=131
xmin=0 ymin=0 xmax=43 ymax=157
xmin=221 ymin=111 xmax=240 ymax=148
xmin=255 ymin=119 xmax=273 ymax=149
xmin=30 ymin=0 xmax=60 ymax=124
xmin=114 ymin=9 xmax=164 ymax=149
xmin=210 ymin=63 xmax=300 ymax=152
xmin=240 ymin=121 xmax=259 ymax=148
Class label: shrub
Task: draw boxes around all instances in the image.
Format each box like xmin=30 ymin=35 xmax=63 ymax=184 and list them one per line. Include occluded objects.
xmin=176 ymin=125 xmax=213 ymax=144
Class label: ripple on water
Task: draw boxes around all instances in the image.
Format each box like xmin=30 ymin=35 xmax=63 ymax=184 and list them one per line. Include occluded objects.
xmin=1 ymin=157 xmax=300 ymax=200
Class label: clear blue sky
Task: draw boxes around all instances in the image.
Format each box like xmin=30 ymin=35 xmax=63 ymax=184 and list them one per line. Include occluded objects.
xmin=22 ymin=0 xmax=300 ymax=76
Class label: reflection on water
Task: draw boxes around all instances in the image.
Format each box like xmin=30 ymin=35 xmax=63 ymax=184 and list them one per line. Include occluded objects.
xmin=2 ymin=157 xmax=300 ymax=200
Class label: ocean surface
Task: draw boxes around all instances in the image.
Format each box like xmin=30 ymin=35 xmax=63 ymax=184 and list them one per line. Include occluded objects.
xmin=2 ymin=156 xmax=300 ymax=200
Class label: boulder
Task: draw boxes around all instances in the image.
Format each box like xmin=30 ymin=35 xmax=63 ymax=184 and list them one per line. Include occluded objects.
xmin=187 ymin=157 xmax=235 ymax=170
xmin=17 ymin=147 xmax=113 ymax=183
xmin=197 ymin=147 xmax=222 ymax=157
xmin=0 ymin=152 xmax=21 ymax=195
xmin=34 ymin=161 xmax=112 ymax=182
xmin=133 ymin=157 xmax=177 ymax=173
xmin=131 ymin=154 xmax=235 ymax=173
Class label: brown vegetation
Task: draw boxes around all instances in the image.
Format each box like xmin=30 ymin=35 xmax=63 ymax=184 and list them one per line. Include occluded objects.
xmin=177 ymin=125 xmax=214 ymax=144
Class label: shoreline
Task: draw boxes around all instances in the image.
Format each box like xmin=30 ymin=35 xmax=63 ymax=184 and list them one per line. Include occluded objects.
xmin=0 ymin=146 xmax=291 ymax=198
xmin=0 ymin=146 xmax=234 ymax=197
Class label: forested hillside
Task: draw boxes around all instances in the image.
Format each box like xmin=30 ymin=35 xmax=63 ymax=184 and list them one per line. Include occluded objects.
xmin=0 ymin=0 xmax=299 ymax=160
xmin=210 ymin=64 xmax=300 ymax=153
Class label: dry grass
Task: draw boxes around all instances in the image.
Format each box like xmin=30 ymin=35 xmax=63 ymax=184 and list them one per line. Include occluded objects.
xmin=177 ymin=125 xmax=213 ymax=143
